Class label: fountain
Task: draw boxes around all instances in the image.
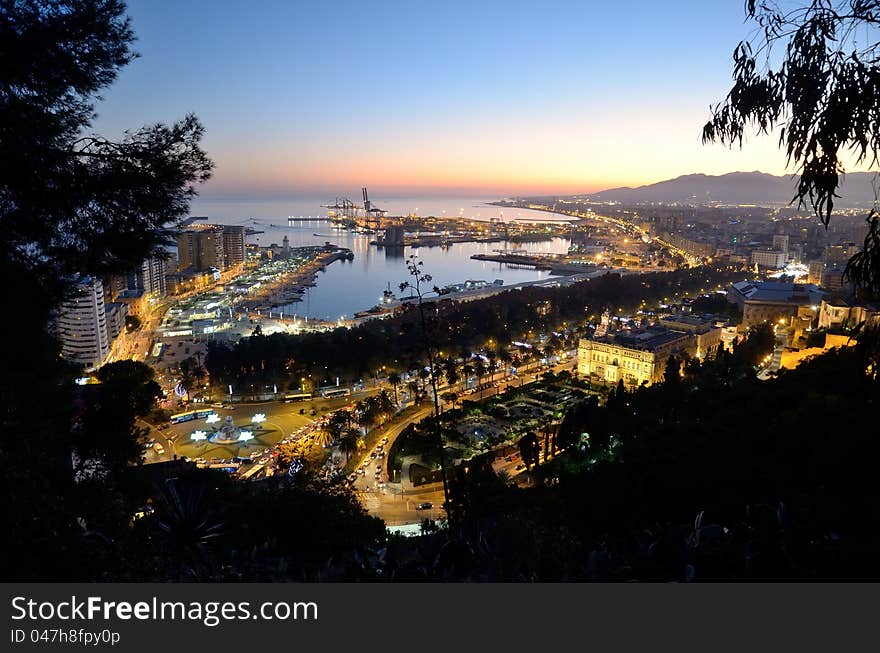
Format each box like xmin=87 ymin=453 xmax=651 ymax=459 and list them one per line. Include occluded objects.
xmin=209 ymin=415 xmax=250 ymax=445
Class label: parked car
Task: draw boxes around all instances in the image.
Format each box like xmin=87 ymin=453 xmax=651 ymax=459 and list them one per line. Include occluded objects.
xmin=416 ymin=502 xmax=433 ymax=510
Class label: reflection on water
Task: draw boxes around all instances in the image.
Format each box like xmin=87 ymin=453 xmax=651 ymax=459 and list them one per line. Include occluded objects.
xmin=189 ymin=197 xmax=573 ymax=320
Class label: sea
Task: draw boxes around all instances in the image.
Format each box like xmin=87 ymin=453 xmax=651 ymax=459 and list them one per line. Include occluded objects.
xmin=188 ymin=195 xmax=574 ymax=320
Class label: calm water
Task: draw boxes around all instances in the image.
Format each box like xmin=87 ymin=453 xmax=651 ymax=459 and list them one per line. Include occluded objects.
xmin=189 ymin=196 xmax=573 ymax=320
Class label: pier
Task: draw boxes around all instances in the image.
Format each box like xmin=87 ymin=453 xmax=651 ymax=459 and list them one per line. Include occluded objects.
xmin=470 ymin=253 xmax=599 ymax=275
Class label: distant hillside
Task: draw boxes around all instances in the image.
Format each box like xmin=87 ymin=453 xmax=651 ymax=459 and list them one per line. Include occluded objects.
xmin=585 ymin=171 xmax=879 ymax=206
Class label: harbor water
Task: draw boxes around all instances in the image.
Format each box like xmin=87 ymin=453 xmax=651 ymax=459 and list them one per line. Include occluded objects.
xmin=190 ymin=196 xmax=573 ymax=320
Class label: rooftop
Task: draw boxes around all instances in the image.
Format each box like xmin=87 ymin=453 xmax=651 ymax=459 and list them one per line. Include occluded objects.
xmin=587 ymin=327 xmax=691 ymax=352
xmin=729 ymin=280 xmax=825 ymax=305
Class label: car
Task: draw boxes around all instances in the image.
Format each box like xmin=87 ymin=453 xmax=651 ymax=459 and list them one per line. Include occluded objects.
xmin=369 ymin=452 xmax=376 ymax=459
xmin=416 ymin=502 xmax=433 ymax=510
xmin=377 ymin=482 xmax=386 ymax=488
xmin=376 ymin=451 xmax=385 ymax=458
xmin=152 ymin=443 xmax=165 ymax=455
xmin=381 ymin=436 xmax=389 ymax=444
xmin=357 ymin=468 xmax=365 ymax=476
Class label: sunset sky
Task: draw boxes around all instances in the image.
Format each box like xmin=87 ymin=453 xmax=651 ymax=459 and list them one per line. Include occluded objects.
xmin=94 ymin=0 xmax=802 ymax=198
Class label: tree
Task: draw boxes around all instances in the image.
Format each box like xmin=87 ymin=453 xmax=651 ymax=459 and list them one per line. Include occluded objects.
xmin=703 ymin=0 xmax=880 ymax=297
xmin=1 ymin=0 xmax=211 ymax=580
xmin=399 ymin=255 xmax=452 ymax=518
xmin=95 ymin=359 xmax=162 ymax=416
xmin=387 ymin=371 xmax=401 ymax=405
xmin=338 ymin=433 xmax=359 ymax=464
xmin=663 ymin=355 xmax=682 ymax=386
xmin=441 ymin=391 xmax=458 ymax=411
xmin=2 ymin=1 xmax=212 ymax=298
xmin=518 ymin=432 xmax=541 ymax=470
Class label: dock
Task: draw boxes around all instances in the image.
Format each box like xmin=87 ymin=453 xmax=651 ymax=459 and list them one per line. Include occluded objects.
xmin=470 ymin=253 xmax=601 ymax=275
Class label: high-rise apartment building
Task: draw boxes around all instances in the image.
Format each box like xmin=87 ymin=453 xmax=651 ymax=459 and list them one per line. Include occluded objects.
xmin=55 ymin=276 xmax=110 ymax=369
xmin=131 ymin=256 xmax=168 ymax=297
xmin=177 ymin=225 xmax=225 ymax=271
xmin=222 ymin=226 xmax=246 ymax=268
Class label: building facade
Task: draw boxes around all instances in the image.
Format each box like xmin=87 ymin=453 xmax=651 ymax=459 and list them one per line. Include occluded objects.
xmin=657 ymin=313 xmax=725 ymax=358
xmin=177 ymin=225 xmax=225 ymax=271
xmin=818 ymin=297 xmax=880 ymax=330
xmin=727 ymin=281 xmax=824 ymax=330
xmin=578 ymin=329 xmax=696 ymax=388
xmin=55 ymin=276 xmax=110 ymax=369
xmin=222 ymin=226 xmax=246 ymax=269
xmin=750 ymin=248 xmax=787 ymax=269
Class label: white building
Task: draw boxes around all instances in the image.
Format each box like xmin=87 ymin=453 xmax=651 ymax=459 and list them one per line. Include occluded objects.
xmin=56 ymin=276 xmax=110 ymax=369
xmin=750 ymin=248 xmax=787 ymax=270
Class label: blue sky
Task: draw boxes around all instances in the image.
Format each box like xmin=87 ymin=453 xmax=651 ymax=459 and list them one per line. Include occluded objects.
xmin=93 ymin=0 xmax=791 ymax=197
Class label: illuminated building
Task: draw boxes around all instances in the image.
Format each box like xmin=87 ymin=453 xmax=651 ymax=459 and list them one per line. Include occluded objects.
xmin=727 ymin=280 xmax=824 ymax=329
xmin=578 ymin=328 xmax=696 ymax=387
xmin=824 ymin=243 xmax=859 ymax=266
xmin=177 ymin=225 xmax=225 ymax=271
xmin=807 ymin=259 xmax=825 ymax=285
xmin=750 ymin=248 xmax=787 ymax=269
xmin=55 ymin=276 xmax=110 ymax=369
xmin=817 ymin=296 xmax=880 ymax=330
xmin=222 ymin=226 xmax=246 ymax=268
xmin=657 ymin=313 xmax=726 ymax=358
xmin=105 ymin=302 xmax=128 ymax=339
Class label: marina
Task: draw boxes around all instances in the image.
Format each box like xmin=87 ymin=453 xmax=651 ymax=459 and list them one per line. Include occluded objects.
xmin=190 ymin=196 xmax=576 ymax=321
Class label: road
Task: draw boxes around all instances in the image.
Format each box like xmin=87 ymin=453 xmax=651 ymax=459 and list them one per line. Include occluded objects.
xmin=351 ymin=354 xmax=578 ymax=525
xmin=140 ymin=390 xmax=376 ymax=465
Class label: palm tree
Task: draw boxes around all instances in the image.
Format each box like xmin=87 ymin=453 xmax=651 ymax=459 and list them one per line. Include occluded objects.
xmin=440 ymin=391 xmax=458 ymax=411
xmin=443 ymin=358 xmax=459 ymax=390
xmin=486 ymin=351 xmax=498 ymax=382
xmin=388 ymin=371 xmax=401 ymax=405
xmin=473 ymin=358 xmax=487 ymax=398
xmin=406 ymin=380 xmax=420 ymax=404
xmin=338 ymin=432 xmax=358 ymax=464
xmin=315 ymin=428 xmax=334 ymax=449
xmin=461 ymin=361 xmax=475 ymax=390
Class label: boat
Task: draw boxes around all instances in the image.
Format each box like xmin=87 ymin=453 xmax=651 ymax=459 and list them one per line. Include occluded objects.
xmin=353 ymin=305 xmax=395 ymax=319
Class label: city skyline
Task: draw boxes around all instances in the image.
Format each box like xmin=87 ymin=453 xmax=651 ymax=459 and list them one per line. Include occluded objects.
xmin=90 ymin=0 xmax=846 ymax=198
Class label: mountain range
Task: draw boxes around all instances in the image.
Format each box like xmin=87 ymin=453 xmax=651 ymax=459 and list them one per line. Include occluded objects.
xmin=585 ymin=171 xmax=879 ymax=206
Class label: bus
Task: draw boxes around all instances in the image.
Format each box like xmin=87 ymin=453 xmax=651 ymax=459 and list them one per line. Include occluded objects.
xmin=169 ymin=409 xmax=216 ymax=424
xmin=283 ymin=393 xmax=313 ymax=403
xmin=321 ymin=388 xmax=350 ymax=398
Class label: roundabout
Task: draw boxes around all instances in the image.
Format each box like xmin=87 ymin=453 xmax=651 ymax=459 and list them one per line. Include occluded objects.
xmin=175 ymin=412 xmax=281 ymax=460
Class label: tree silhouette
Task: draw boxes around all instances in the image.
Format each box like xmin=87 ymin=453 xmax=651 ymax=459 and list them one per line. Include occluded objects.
xmin=387 ymin=371 xmax=401 ymax=405
xmin=703 ymin=0 xmax=880 ymax=297
xmin=399 ymin=255 xmax=451 ymax=517
xmin=664 ymin=355 xmax=682 ymax=386
xmin=1 ymin=0 xmax=211 ymax=580
xmin=518 ymin=432 xmax=541 ymax=470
